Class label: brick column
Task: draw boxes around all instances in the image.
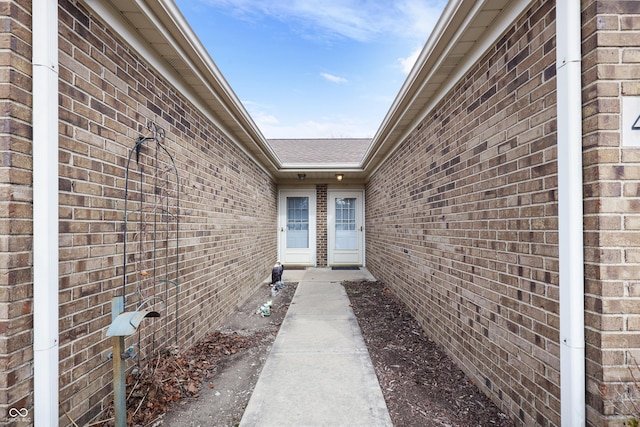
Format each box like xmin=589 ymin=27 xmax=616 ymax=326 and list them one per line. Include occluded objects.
xmin=316 ymin=184 xmax=327 ymax=266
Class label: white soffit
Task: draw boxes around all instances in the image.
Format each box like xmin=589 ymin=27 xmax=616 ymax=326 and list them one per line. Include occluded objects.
xmin=363 ymin=0 xmax=533 ymax=179
xmin=82 ymin=0 xmax=533 ymax=181
xmin=81 ymin=0 xmax=281 ymax=176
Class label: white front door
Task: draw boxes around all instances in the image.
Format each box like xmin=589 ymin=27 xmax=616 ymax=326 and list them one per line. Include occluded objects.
xmin=278 ymin=190 xmax=316 ymax=266
xmin=328 ymin=190 xmax=364 ymax=266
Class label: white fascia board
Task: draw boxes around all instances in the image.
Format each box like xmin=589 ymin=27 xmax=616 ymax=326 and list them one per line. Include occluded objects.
xmin=363 ymin=0 xmax=533 ymax=179
xmin=280 ymin=163 xmax=363 ymax=170
xmin=151 ymin=0 xmax=282 ymax=166
xmin=81 ymin=0 xmax=280 ymax=177
xmin=281 ymin=169 xmax=365 ymax=175
xmin=369 ymin=0 xmax=465 ymax=146
xmin=360 ymin=0 xmax=467 ymax=167
xmin=408 ymin=0 xmax=534 ymax=135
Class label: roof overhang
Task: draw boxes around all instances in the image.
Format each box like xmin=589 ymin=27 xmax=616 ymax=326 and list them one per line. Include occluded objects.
xmin=80 ymin=0 xmax=533 ymax=184
xmin=81 ymin=0 xmax=282 ymax=178
xmin=362 ymin=0 xmax=534 ymax=179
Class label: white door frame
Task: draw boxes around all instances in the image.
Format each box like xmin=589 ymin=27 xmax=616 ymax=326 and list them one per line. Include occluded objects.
xmin=278 ymin=189 xmax=317 ymax=266
xmin=327 ymin=189 xmax=365 ymax=266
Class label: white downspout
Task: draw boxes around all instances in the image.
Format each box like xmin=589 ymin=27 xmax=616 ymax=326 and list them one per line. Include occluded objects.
xmin=556 ymin=0 xmax=585 ymax=426
xmin=33 ymin=0 xmax=59 ymax=425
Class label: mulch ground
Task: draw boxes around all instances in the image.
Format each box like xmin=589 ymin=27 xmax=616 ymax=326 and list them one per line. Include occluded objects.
xmin=96 ymin=331 xmax=259 ymax=426
xmin=95 ymin=279 xmax=515 ymax=426
xmin=344 ymin=280 xmax=514 ymax=427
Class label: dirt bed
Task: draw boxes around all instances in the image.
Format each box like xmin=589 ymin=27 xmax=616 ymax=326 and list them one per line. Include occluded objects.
xmin=344 ymin=280 xmax=514 ymax=427
xmin=96 ymin=282 xmax=297 ymax=427
xmin=98 ymin=279 xmax=514 ymax=426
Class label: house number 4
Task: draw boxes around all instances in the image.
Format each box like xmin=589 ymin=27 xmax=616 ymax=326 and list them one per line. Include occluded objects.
xmin=622 ymin=97 xmax=640 ymax=147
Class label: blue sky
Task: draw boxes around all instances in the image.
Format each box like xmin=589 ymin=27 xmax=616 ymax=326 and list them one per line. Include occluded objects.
xmin=174 ymin=0 xmax=447 ymax=139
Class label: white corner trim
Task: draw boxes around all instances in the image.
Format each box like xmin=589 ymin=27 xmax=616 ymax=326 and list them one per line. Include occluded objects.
xmin=556 ymin=0 xmax=586 ymax=424
xmin=33 ymin=0 xmax=60 ymax=424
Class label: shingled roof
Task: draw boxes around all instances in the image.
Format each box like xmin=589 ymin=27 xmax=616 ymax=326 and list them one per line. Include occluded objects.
xmin=268 ymin=138 xmax=372 ymax=166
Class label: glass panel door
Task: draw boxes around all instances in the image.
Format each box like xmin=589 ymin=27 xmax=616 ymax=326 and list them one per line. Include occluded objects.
xmin=279 ymin=190 xmax=316 ymax=265
xmin=335 ymin=198 xmax=357 ymax=250
xmin=328 ymin=190 xmax=363 ymax=266
xmin=286 ymin=196 xmax=309 ymax=248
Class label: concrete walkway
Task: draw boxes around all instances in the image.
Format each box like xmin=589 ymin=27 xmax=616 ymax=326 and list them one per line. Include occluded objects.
xmin=239 ymin=267 xmax=393 ymax=427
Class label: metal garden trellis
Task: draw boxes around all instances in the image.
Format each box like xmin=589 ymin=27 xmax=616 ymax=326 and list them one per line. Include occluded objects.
xmin=122 ymin=120 xmax=180 ymax=341
xmin=106 ymin=120 xmax=180 ymax=427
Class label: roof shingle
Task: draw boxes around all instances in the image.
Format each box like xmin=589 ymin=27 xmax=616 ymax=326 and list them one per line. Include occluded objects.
xmin=268 ymin=138 xmax=371 ymax=165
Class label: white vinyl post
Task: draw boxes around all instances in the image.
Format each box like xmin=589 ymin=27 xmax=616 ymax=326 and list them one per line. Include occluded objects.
xmin=556 ymin=0 xmax=585 ymax=425
xmin=33 ymin=0 xmax=59 ymax=425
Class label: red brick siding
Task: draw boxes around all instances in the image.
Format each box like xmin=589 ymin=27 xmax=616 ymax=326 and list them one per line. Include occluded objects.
xmin=581 ymin=1 xmax=640 ymax=425
xmin=366 ymin=1 xmax=560 ymax=425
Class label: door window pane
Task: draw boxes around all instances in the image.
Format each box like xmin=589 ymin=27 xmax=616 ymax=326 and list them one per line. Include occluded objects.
xmin=335 ymin=198 xmax=357 ymax=250
xmin=287 ymin=197 xmax=309 ymax=248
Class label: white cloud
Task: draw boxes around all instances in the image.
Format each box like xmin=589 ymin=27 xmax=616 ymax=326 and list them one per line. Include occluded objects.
xmin=243 ymin=101 xmax=373 ymax=139
xmin=243 ymin=101 xmax=279 ymax=126
xmin=189 ymin=0 xmax=450 ymax=138
xmin=244 ymin=98 xmax=382 ymax=139
xmin=198 ymin=0 xmax=445 ymax=42
xmin=396 ymin=0 xmax=446 ymax=41
xmin=398 ymin=46 xmax=423 ymax=75
xmin=249 ymin=112 xmax=374 ymax=139
xmin=321 ymin=72 xmax=348 ymax=84
xmin=253 ymin=111 xmax=279 ymax=126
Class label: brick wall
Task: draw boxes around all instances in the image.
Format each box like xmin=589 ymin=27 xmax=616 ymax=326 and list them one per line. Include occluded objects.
xmin=0 ymin=0 xmax=35 ymax=423
xmin=0 ymin=1 xmax=278 ymax=424
xmin=316 ymin=184 xmax=327 ymax=266
xmin=582 ymin=1 xmax=640 ymax=425
xmin=366 ymin=1 xmax=561 ymax=425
